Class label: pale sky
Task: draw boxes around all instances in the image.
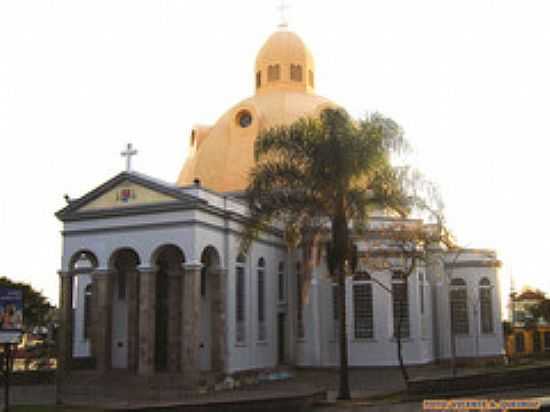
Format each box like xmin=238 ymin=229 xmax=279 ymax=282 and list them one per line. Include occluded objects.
xmin=1 ymin=0 xmax=549 ymax=306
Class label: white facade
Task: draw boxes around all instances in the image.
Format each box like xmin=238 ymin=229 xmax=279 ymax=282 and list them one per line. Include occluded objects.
xmin=60 ymin=172 xmax=504 ymax=374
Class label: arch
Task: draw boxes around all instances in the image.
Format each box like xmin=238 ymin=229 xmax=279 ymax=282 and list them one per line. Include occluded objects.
xmin=258 ymin=257 xmax=266 ymax=267
xmin=201 ymin=245 xmax=221 ymax=269
xmin=109 ymin=248 xmax=140 ymax=270
xmin=450 ymin=278 xmax=467 ymax=287
xmin=69 ymin=250 xmax=99 ymax=272
xmin=479 ymin=277 xmax=491 ymax=287
xmin=237 ymin=253 xmax=246 ymax=264
xmin=150 ymin=244 xmax=185 ymax=269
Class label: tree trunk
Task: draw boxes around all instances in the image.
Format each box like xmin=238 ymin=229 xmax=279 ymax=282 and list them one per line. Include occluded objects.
xmin=333 ymin=195 xmax=351 ymax=401
xmin=337 ymin=262 xmax=351 ymax=400
xmin=396 ymin=299 xmax=409 ymax=386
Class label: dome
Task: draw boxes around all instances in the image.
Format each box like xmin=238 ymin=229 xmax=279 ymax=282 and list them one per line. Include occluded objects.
xmin=255 ymin=29 xmax=315 ymax=94
xmin=177 ymin=29 xmax=336 ymax=193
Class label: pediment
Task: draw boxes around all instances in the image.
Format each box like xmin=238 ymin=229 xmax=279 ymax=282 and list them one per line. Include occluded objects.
xmin=56 ymin=172 xmax=202 ymax=221
xmin=78 ymin=180 xmax=177 ymax=211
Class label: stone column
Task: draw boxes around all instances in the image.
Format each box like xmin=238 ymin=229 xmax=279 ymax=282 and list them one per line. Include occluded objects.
xmin=93 ymin=270 xmax=112 ymax=373
xmin=167 ymin=269 xmax=183 ymax=372
xmin=126 ymin=269 xmax=140 ymax=372
xmin=210 ymin=267 xmax=227 ymax=373
xmin=138 ymin=267 xmax=156 ymax=376
xmin=58 ymin=271 xmax=73 ymax=375
xmin=181 ymin=262 xmax=202 ymax=380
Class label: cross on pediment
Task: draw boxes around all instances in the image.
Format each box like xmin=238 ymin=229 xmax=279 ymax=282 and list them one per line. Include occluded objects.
xmin=121 ymin=143 xmax=138 ymax=172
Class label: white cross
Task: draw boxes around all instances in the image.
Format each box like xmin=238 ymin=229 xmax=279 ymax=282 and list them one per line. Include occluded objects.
xmin=121 ymin=143 xmax=138 ymax=172
xmin=277 ymin=0 xmax=290 ymax=28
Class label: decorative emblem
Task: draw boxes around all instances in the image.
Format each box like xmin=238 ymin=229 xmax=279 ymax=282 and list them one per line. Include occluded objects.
xmin=116 ymin=187 xmax=136 ymax=203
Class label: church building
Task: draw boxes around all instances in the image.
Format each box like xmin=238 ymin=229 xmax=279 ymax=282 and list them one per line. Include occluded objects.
xmin=56 ymin=27 xmax=504 ymax=395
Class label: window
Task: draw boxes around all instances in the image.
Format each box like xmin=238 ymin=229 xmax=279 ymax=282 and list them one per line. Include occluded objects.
xmin=84 ymin=284 xmax=92 ymax=340
xmin=479 ymin=278 xmax=493 ymax=334
xmin=290 ymin=64 xmax=303 ymax=81
xmin=236 ymin=254 xmax=246 ymax=343
xmin=296 ymin=262 xmax=304 ymax=339
xmin=268 ymin=64 xmax=280 ymax=81
xmin=353 ymin=273 xmax=373 ymax=339
xmin=332 ymin=284 xmax=339 ymax=340
xmin=534 ymin=331 xmax=542 ymax=353
xmin=419 ymin=272 xmax=425 ymax=315
xmin=256 ymin=71 xmax=261 ymax=89
xmin=450 ymin=278 xmax=469 ymax=335
xmin=544 ymin=332 xmax=550 ymax=352
xmin=515 ymin=332 xmax=525 ymax=353
xmin=392 ymin=272 xmax=410 ymax=338
xmin=308 ymin=70 xmax=314 ymax=88
xmin=257 ymin=258 xmax=266 ymax=341
xmin=278 ymin=262 xmax=285 ymax=302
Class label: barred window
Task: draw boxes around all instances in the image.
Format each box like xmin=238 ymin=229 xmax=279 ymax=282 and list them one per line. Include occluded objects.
xmin=479 ymin=278 xmax=493 ymax=334
xmin=332 ymin=284 xmax=339 ymax=340
xmin=236 ymin=254 xmax=246 ymax=343
xmin=353 ymin=282 xmax=373 ymax=339
xmin=419 ymin=272 xmax=425 ymax=315
xmin=84 ymin=284 xmax=92 ymax=340
xmin=268 ymin=64 xmax=280 ymax=81
xmin=290 ymin=64 xmax=303 ymax=81
xmin=392 ymin=273 xmax=410 ymax=338
xmin=278 ymin=262 xmax=285 ymax=302
xmin=515 ymin=332 xmax=525 ymax=353
xmin=450 ymin=278 xmax=469 ymax=335
xmin=257 ymin=258 xmax=266 ymax=341
xmin=296 ymin=262 xmax=304 ymax=339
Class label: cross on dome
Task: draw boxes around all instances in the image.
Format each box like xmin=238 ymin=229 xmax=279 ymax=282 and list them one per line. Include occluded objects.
xmin=121 ymin=143 xmax=138 ymax=172
xmin=277 ymin=0 xmax=290 ymax=28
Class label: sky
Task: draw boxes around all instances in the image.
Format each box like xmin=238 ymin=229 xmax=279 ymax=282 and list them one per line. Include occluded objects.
xmin=0 ymin=0 xmax=549 ymax=307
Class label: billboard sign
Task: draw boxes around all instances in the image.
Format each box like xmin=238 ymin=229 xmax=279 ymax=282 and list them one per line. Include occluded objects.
xmin=0 ymin=288 xmax=23 ymax=343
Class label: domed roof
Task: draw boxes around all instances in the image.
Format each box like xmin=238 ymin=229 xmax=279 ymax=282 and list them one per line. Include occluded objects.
xmin=177 ymin=29 xmax=336 ymax=193
xmin=255 ymin=29 xmax=316 ymax=95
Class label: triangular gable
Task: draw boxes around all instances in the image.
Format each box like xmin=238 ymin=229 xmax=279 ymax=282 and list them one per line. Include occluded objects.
xmin=56 ymin=171 xmax=203 ymax=221
xmin=78 ymin=179 xmax=177 ymax=211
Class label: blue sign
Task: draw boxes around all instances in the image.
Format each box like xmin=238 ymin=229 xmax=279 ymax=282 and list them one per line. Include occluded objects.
xmin=0 ymin=288 xmax=23 ymax=332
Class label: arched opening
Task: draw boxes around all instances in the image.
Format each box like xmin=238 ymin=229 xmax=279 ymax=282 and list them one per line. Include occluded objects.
xmin=450 ymin=278 xmax=469 ymax=335
xmin=69 ymin=251 xmax=98 ymax=362
xmin=109 ymin=248 xmax=140 ymax=370
xmin=199 ymin=246 xmax=222 ymax=371
xmin=153 ymin=245 xmax=185 ymax=372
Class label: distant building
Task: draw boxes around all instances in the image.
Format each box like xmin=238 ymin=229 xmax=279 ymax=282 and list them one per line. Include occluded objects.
xmin=506 ymin=288 xmax=550 ymax=356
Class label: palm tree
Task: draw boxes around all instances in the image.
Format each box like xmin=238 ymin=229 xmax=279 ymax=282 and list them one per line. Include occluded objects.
xmin=242 ymin=108 xmax=412 ymax=400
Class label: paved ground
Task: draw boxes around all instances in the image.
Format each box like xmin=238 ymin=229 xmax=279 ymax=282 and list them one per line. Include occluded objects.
xmin=5 ymin=363 xmax=550 ymax=409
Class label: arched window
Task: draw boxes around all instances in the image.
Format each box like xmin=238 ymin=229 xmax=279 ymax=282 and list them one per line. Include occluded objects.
xmin=290 ymin=64 xmax=303 ymax=81
xmin=296 ymin=262 xmax=305 ymax=339
xmin=353 ymin=272 xmax=373 ymax=339
xmin=83 ymin=284 xmax=92 ymax=340
xmin=392 ymin=272 xmax=409 ymax=338
xmin=268 ymin=64 xmax=280 ymax=82
xmin=450 ymin=278 xmax=469 ymax=335
xmin=278 ymin=262 xmax=285 ymax=302
xmin=257 ymin=258 xmax=266 ymax=341
xmin=236 ymin=254 xmax=247 ymax=343
xmin=419 ymin=272 xmax=425 ymax=315
xmin=515 ymin=332 xmax=525 ymax=353
xmin=256 ymin=71 xmax=262 ymax=89
xmin=479 ymin=277 xmax=493 ymax=334
xmin=308 ymin=70 xmax=314 ymax=88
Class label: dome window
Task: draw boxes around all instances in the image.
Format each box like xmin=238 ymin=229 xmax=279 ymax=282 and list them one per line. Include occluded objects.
xmin=256 ymin=71 xmax=262 ymax=89
xmin=236 ymin=110 xmax=253 ymax=128
xmin=290 ymin=64 xmax=303 ymax=82
xmin=268 ymin=64 xmax=280 ymax=82
xmin=309 ymin=70 xmax=315 ymax=88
